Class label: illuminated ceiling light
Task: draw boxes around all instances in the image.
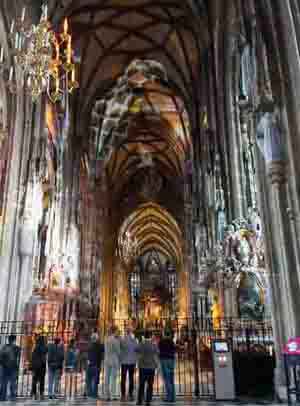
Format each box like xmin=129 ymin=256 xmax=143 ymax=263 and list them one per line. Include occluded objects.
xmin=0 ymin=3 xmax=79 ymax=103
xmin=117 ymin=230 xmax=139 ymax=265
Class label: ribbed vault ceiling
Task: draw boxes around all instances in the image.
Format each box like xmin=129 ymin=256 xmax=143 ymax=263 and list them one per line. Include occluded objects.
xmin=103 ymin=81 xmax=190 ymax=193
xmin=118 ymin=202 xmax=182 ymax=264
xmin=49 ymin=0 xmax=209 ymax=113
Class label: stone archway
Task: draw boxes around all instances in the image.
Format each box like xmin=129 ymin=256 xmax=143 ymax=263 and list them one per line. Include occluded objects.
xmin=112 ymin=202 xmax=188 ymax=325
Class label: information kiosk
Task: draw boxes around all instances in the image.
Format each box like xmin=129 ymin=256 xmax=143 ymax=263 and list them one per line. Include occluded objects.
xmin=212 ymin=339 xmax=235 ymax=400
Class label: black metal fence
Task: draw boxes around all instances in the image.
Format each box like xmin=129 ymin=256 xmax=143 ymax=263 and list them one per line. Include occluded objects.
xmin=0 ymin=317 xmax=274 ymax=399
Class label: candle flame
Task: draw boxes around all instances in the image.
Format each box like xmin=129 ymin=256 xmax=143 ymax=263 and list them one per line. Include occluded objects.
xmin=64 ymin=18 xmax=68 ymax=35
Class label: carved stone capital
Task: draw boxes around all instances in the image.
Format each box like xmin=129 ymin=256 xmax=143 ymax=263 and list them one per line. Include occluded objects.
xmin=267 ymin=160 xmax=287 ymax=185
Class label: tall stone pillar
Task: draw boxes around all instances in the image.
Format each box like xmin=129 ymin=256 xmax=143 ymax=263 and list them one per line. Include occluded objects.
xmin=15 ymin=215 xmax=35 ymax=319
xmin=268 ymin=160 xmax=300 ymax=332
xmin=267 ymin=160 xmax=300 ymax=390
xmin=274 ymin=0 xmax=300 ymax=243
xmin=0 ymin=95 xmax=25 ymax=321
xmin=225 ymin=32 xmax=245 ymax=219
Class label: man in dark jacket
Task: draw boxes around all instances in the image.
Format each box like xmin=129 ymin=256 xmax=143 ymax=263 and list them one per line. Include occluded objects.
xmin=120 ymin=327 xmax=138 ymax=401
xmin=158 ymin=330 xmax=176 ymax=403
xmin=136 ymin=331 xmax=158 ymax=406
xmin=31 ymin=335 xmax=47 ymax=400
xmin=47 ymin=337 xmax=64 ymax=399
xmin=86 ymin=333 xmax=104 ymax=398
xmin=0 ymin=335 xmax=20 ymax=401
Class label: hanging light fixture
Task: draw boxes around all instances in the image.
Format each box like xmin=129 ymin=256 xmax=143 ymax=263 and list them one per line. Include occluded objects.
xmin=0 ymin=3 xmax=79 ymax=103
xmin=117 ymin=230 xmax=139 ymax=265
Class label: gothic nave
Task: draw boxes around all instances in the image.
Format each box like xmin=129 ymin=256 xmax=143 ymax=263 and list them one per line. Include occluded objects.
xmin=0 ymin=0 xmax=300 ymax=400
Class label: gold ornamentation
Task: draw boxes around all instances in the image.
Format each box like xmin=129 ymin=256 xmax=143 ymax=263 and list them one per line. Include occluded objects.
xmin=1 ymin=5 xmax=79 ymax=102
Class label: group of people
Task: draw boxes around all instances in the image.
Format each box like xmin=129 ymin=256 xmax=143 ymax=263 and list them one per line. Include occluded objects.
xmin=103 ymin=327 xmax=176 ymax=405
xmin=0 ymin=328 xmax=177 ymax=405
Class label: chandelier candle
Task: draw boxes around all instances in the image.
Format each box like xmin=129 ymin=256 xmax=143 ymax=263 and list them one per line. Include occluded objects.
xmin=2 ymin=6 xmax=79 ymax=102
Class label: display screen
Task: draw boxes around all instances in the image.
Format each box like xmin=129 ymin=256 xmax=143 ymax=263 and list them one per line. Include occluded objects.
xmin=214 ymin=341 xmax=229 ymax=353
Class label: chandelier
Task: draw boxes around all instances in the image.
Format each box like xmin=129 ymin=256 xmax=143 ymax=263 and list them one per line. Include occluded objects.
xmin=117 ymin=230 xmax=139 ymax=265
xmin=0 ymin=4 xmax=79 ymax=103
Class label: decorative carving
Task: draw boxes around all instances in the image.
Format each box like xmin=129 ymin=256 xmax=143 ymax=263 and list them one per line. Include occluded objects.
xmin=91 ymin=59 xmax=168 ymax=164
xmin=256 ymin=109 xmax=285 ymax=164
xmin=267 ymin=160 xmax=287 ymax=185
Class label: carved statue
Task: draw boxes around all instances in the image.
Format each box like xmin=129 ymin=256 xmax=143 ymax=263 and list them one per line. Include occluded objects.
xmin=256 ymin=108 xmax=285 ymax=163
xmin=216 ymin=188 xmax=226 ymax=241
xmin=238 ymin=273 xmax=264 ymax=320
xmin=210 ymin=294 xmax=222 ymax=330
xmin=235 ymin=232 xmax=251 ymax=266
xmin=240 ymin=43 xmax=255 ymax=101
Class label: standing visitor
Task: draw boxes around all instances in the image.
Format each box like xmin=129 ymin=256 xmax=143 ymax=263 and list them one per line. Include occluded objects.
xmin=0 ymin=335 xmax=20 ymax=401
xmin=158 ymin=330 xmax=176 ymax=403
xmin=47 ymin=337 xmax=65 ymax=399
xmin=86 ymin=332 xmax=104 ymax=399
xmin=136 ymin=330 xmax=159 ymax=406
xmin=120 ymin=327 xmax=138 ymax=401
xmin=104 ymin=327 xmax=121 ymax=401
xmin=65 ymin=338 xmax=78 ymax=398
xmin=31 ymin=335 xmax=48 ymax=400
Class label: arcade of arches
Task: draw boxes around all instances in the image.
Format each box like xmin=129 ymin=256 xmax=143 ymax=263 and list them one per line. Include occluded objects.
xmin=1 ymin=0 xmax=300 ymax=392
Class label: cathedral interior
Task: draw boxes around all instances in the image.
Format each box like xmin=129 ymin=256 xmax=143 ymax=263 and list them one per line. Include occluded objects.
xmin=0 ymin=0 xmax=300 ymax=394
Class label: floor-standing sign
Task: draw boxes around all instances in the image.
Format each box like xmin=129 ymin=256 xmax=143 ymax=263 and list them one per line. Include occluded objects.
xmin=212 ymin=339 xmax=235 ymax=400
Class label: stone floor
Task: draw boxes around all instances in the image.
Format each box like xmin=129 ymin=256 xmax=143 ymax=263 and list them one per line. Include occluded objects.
xmin=0 ymin=399 xmax=284 ymax=406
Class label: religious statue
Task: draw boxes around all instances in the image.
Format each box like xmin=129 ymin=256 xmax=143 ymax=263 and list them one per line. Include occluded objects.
xmin=210 ymin=292 xmax=222 ymax=330
xmin=215 ymin=188 xmax=226 ymax=242
xmin=195 ymin=223 xmax=208 ymax=273
xmin=235 ymin=231 xmax=252 ymax=266
xmin=238 ymin=273 xmax=264 ymax=320
xmin=240 ymin=42 xmax=255 ymax=101
xmin=256 ymin=98 xmax=285 ymax=163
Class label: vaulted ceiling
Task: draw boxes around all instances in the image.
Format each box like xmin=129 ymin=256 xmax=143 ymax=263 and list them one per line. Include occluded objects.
xmin=104 ymin=81 xmax=190 ymax=195
xmin=49 ymin=0 xmax=210 ymax=117
xmin=118 ymin=201 xmax=183 ymax=264
xmin=46 ymin=0 xmax=211 ymax=263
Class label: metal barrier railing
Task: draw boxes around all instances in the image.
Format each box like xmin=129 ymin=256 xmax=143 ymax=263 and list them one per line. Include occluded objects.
xmin=0 ymin=317 xmax=274 ymax=399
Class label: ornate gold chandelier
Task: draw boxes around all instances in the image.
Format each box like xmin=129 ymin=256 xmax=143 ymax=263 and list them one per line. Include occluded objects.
xmin=0 ymin=4 xmax=79 ymax=103
xmin=118 ymin=230 xmax=139 ymax=265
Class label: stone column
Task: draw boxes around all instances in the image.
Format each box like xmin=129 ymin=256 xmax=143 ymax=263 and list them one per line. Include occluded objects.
xmin=267 ymin=160 xmax=300 ymax=333
xmin=267 ymin=160 xmax=300 ymax=390
xmin=14 ymin=215 xmax=35 ymax=319
xmin=225 ymin=32 xmax=244 ymax=218
xmin=274 ymin=0 xmax=300 ymax=237
xmin=0 ymin=94 xmax=25 ymax=321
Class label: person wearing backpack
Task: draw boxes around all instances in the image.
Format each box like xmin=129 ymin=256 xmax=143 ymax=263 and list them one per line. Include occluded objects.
xmin=31 ymin=335 xmax=47 ymax=400
xmin=47 ymin=337 xmax=64 ymax=399
xmin=0 ymin=335 xmax=20 ymax=401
